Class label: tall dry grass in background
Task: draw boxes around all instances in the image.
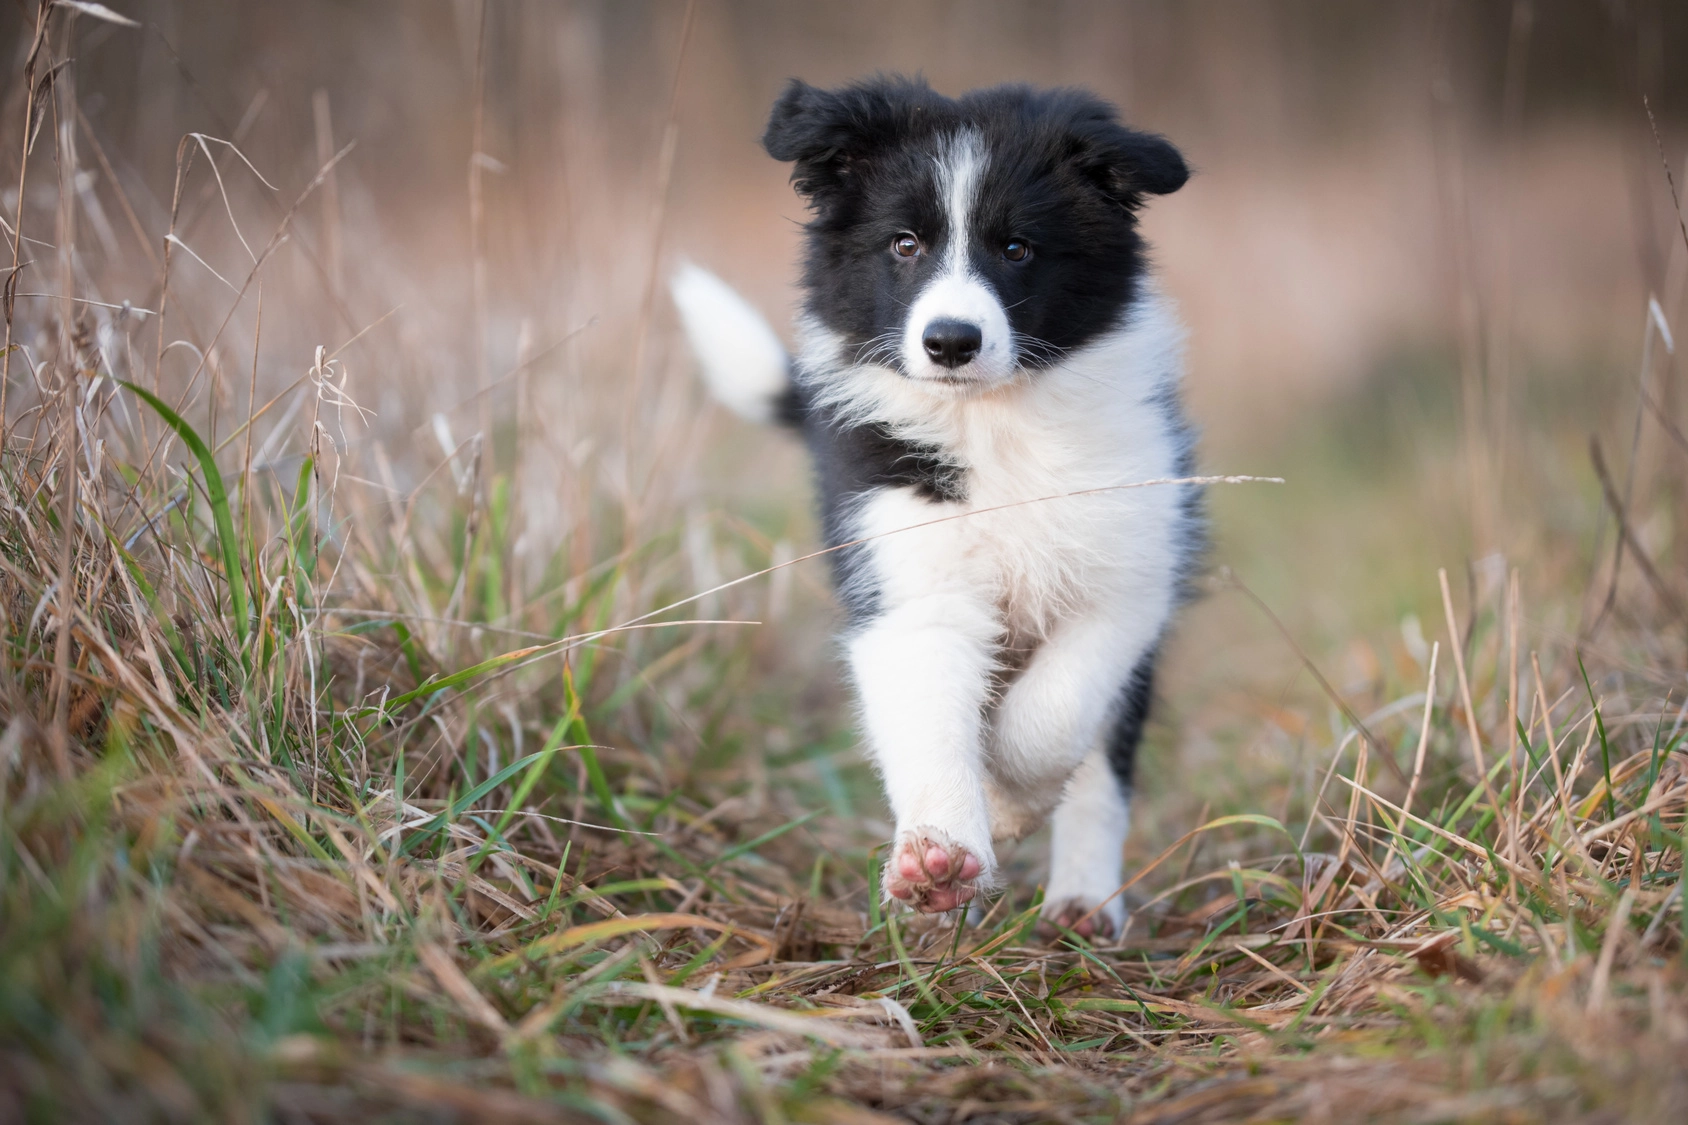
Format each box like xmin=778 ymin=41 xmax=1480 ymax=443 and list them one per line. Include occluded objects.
xmin=2 ymin=2 xmax=1688 ymax=1122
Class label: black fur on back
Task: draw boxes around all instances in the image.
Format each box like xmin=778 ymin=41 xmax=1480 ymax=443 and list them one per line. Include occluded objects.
xmin=1106 ymin=648 xmax=1158 ymax=793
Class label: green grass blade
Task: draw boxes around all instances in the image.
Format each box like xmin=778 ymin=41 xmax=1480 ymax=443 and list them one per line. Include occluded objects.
xmin=1577 ymin=653 xmax=1617 ymax=821
xmin=399 ymin=745 xmax=564 ymax=855
xmin=120 ymin=381 xmax=249 ymax=646
xmin=711 ymin=809 xmax=821 ymax=867
xmin=373 ymin=642 xmax=556 ymax=716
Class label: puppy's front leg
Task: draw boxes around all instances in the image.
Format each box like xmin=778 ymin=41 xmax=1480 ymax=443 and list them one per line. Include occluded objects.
xmin=991 ymin=610 xmax=1163 ymax=938
xmin=848 ymin=591 xmax=999 ymax=912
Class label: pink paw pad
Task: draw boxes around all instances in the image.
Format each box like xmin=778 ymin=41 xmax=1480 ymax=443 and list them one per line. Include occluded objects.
xmin=884 ymin=831 xmax=984 ymax=913
xmin=1040 ymin=900 xmax=1119 ymax=941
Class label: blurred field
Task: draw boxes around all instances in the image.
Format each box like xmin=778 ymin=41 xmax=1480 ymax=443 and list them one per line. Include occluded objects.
xmin=3 ymin=1 xmax=1688 ymax=1122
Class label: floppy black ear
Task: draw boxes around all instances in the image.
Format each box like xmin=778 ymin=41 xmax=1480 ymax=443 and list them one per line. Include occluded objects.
xmin=763 ymin=76 xmax=927 ymax=203
xmin=1064 ymin=105 xmax=1189 ymax=207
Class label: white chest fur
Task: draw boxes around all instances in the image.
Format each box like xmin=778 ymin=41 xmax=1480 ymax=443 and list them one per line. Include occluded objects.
xmin=842 ymin=292 xmax=1191 ymax=649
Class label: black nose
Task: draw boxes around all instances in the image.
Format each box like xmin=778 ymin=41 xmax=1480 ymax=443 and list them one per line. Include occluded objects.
xmin=922 ymin=319 xmax=982 ymax=368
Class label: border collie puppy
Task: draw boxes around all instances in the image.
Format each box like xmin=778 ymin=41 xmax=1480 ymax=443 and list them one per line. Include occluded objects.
xmin=672 ymin=75 xmax=1200 ymax=938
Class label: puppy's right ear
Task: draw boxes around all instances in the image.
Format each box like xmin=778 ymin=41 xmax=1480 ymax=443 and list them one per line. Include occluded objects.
xmin=763 ymin=77 xmax=919 ymax=204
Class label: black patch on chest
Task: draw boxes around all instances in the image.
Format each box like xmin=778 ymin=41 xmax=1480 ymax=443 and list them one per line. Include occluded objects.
xmin=798 ymin=395 xmax=965 ymax=622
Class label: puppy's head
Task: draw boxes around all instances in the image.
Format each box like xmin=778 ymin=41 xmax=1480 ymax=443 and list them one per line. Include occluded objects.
xmin=765 ymin=76 xmax=1187 ymax=391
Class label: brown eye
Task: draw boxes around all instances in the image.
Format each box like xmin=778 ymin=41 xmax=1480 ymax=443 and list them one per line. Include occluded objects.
xmin=1003 ymin=240 xmax=1031 ymax=262
xmin=892 ymin=234 xmax=921 ymax=258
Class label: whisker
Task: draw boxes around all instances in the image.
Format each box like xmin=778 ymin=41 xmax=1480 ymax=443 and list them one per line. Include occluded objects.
xmin=850 ymin=328 xmax=907 ymax=368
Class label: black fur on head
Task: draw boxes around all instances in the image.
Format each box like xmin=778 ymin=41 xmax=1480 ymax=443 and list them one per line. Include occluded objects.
xmin=763 ymin=75 xmax=1188 ymax=374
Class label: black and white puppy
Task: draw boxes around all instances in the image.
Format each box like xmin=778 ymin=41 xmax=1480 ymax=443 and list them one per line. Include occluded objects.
xmin=672 ymin=75 xmax=1201 ymax=937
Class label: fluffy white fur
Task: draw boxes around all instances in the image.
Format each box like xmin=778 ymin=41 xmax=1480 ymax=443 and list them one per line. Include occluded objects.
xmin=1044 ymin=750 xmax=1133 ymax=933
xmin=669 ymin=263 xmax=789 ymax=423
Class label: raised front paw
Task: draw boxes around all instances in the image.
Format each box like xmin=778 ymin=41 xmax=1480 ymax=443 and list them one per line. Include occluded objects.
xmin=885 ymin=827 xmax=989 ymax=913
xmin=1039 ymin=895 xmax=1127 ymax=942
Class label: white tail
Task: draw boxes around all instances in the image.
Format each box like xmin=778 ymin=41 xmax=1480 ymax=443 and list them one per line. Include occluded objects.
xmin=670 ymin=264 xmax=790 ymax=424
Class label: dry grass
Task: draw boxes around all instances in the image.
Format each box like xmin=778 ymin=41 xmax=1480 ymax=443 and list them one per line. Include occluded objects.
xmin=4 ymin=5 xmax=1688 ymax=1124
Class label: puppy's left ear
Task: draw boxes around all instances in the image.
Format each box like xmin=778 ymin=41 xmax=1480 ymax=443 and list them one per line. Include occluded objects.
xmin=1067 ymin=108 xmax=1189 ymax=206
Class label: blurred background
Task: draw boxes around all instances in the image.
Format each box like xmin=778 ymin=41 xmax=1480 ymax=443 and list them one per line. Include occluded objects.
xmin=11 ymin=0 xmax=1688 ymax=860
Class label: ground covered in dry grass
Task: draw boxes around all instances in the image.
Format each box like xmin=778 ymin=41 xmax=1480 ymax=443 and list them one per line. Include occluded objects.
xmin=6 ymin=398 xmax=1686 ymax=1125
xmin=5 ymin=4 xmax=1688 ymax=1123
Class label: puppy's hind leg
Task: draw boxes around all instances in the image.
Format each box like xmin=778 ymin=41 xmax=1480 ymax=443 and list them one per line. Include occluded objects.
xmin=1043 ymin=748 xmax=1133 ymax=939
xmin=1042 ymin=653 xmax=1155 ymax=940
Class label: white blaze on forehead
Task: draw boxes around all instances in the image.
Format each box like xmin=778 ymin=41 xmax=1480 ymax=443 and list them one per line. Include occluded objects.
xmin=939 ymin=130 xmax=985 ymax=268
xmin=900 ymin=130 xmax=1014 ymax=385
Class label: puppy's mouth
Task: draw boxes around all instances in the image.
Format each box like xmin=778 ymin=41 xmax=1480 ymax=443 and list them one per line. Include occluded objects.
xmin=902 ymin=355 xmax=1018 ymax=390
xmin=908 ymin=368 xmax=994 ymax=388
xmin=849 ymin=349 xmax=1008 ymax=386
